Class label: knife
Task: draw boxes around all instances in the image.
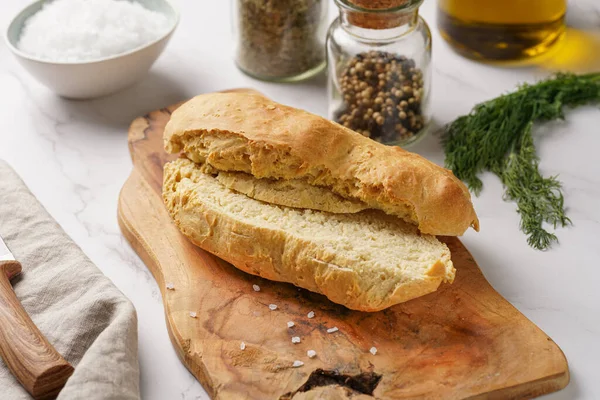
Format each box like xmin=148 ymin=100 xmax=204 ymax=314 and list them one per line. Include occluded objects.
xmin=0 ymin=235 xmax=74 ymax=400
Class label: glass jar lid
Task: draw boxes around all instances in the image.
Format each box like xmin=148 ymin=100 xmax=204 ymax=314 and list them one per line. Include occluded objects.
xmin=335 ymin=0 xmax=423 ymax=29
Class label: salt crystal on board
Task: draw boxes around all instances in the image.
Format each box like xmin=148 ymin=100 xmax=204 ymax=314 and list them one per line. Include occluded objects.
xmin=291 ymin=337 xmax=301 ymax=344
xmin=370 ymin=347 xmax=378 ymax=355
xmin=307 ymin=350 xmax=317 ymax=358
xmin=326 ymin=327 xmax=339 ymax=333
xmin=307 ymin=311 xmax=315 ymax=319
xmin=252 ymin=284 xmax=260 ymax=292
xmin=287 ymin=321 xmax=295 ymax=328
xmin=269 ymin=304 xmax=278 ymax=311
xmin=292 ymin=360 xmax=304 ymax=368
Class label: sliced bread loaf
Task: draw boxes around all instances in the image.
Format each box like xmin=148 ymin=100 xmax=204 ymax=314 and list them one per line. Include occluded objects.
xmin=163 ymin=158 xmax=455 ymax=312
xmin=164 ymin=92 xmax=479 ymax=236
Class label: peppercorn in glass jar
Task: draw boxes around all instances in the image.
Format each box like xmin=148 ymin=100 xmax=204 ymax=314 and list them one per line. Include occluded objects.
xmin=232 ymin=0 xmax=328 ymax=82
xmin=327 ymin=0 xmax=431 ymax=146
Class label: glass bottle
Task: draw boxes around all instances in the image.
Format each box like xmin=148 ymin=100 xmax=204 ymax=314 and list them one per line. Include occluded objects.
xmin=438 ymin=0 xmax=566 ymax=62
xmin=327 ymin=0 xmax=432 ymax=147
xmin=232 ymin=0 xmax=328 ymax=82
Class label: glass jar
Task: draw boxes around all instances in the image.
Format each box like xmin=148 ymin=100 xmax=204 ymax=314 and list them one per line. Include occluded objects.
xmin=232 ymin=0 xmax=328 ymax=82
xmin=438 ymin=0 xmax=566 ymax=62
xmin=327 ymin=0 xmax=432 ymax=147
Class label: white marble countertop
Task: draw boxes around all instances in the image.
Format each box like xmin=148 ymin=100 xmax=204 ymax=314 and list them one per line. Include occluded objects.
xmin=1 ymin=0 xmax=599 ymax=399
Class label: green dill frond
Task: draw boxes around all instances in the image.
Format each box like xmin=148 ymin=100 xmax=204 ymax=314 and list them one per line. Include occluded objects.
xmin=442 ymin=72 xmax=600 ymax=250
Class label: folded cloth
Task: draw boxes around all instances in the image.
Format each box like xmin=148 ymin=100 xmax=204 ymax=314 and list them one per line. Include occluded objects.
xmin=0 ymin=160 xmax=140 ymax=400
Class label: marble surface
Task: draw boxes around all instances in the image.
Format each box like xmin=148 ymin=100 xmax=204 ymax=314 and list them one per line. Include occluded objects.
xmin=1 ymin=1 xmax=599 ymax=399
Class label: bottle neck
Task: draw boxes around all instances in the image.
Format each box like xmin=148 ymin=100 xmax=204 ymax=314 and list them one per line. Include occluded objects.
xmin=338 ymin=5 xmax=419 ymax=40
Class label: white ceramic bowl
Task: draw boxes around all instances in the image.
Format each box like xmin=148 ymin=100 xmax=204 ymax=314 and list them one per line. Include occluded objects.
xmin=5 ymin=0 xmax=179 ymax=99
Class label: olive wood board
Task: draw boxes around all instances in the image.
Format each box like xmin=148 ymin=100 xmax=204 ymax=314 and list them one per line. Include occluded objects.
xmin=117 ymin=102 xmax=569 ymax=400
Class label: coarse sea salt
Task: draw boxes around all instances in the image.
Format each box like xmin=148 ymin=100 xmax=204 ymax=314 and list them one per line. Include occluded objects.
xmin=292 ymin=360 xmax=304 ymax=368
xmin=17 ymin=0 xmax=171 ymax=62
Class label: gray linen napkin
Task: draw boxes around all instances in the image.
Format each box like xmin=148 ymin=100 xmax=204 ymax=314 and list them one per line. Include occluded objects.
xmin=0 ymin=160 xmax=140 ymax=400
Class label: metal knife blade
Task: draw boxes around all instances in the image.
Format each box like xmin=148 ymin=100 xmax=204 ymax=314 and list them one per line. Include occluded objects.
xmin=0 ymin=235 xmax=15 ymax=262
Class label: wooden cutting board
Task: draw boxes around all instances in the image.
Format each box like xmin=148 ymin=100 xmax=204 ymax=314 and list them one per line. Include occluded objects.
xmin=117 ymin=103 xmax=569 ymax=400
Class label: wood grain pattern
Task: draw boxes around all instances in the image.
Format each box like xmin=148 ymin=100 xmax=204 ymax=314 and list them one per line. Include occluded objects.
xmin=0 ymin=260 xmax=74 ymax=400
xmin=118 ymin=103 xmax=569 ymax=399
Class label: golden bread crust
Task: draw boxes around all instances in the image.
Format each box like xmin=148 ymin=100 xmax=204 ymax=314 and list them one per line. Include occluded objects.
xmin=163 ymin=158 xmax=454 ymax=311
xmin=164 ymin=93 xmax=479 ymax=236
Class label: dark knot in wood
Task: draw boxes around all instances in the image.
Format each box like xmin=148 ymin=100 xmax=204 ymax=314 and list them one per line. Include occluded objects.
xmin=280 ymin=368 xmax=382 ymax=399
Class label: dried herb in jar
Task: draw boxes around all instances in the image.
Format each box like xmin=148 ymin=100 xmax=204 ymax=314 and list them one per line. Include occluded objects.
xmin=334 ymin=51 xmax=425 ymax=143
xmin=235 ymin=0 xmax=326 ymax=79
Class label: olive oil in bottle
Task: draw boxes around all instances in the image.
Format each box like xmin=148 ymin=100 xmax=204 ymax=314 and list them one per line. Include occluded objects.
xmin=438 ymin=0 xmax=566 ymax=62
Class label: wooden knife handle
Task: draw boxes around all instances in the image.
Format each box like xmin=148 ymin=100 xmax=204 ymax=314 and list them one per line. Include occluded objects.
xmin=0 ymin=260 xmax=74 ymax=400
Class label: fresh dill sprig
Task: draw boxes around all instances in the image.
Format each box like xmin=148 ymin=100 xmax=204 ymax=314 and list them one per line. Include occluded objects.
xmin=442 ymin=72 xmax=600 ymax=250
